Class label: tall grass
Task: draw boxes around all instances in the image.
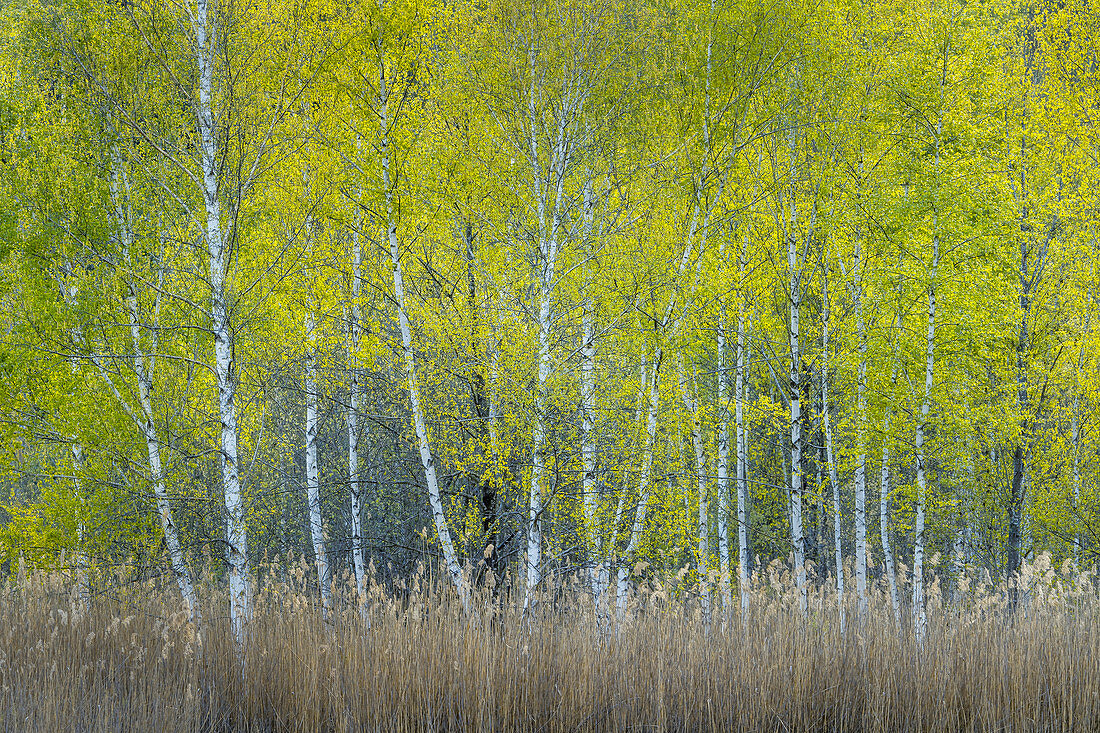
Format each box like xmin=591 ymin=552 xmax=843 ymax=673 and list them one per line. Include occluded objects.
xmin=3 ymin=555 xmax=1099 ymax=732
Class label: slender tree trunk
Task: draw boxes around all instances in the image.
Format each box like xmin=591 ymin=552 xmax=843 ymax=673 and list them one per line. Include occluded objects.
xmin=881 ymin=302 xmax=902 ymax=629
xmin=679 ymin=358 xmax=709 ymax=626
xmin=581 ymin=178 xmax=601 ymax=602
xmin=913 ymin=230 xmax=939 ymax=646
xmin=526 ymin=268 xmax=554 ymax=607
xmin=60 ymin=268 xmax=90 ymax=613
xmin=347 ymin=228 xmax=368 ymax=615
xmin=822 ymin=260 xmax=844 ymax=633
xmin=787 ymin=203 xmax=809 ymax=616
xmin=1073 ymin=407 xmax=1082 ymax=561
xmin=194 ymin=0 xmax=248 ymax=645
xmin=380 ymin=63 xmax=467 ymax=610
xmin=304 ymin=309 xmax=331 ymax=618
xmin=616 ymin=205 xmax=700 ymax=621
xmin=1008 ymin=267 xmax=1031 ymax=611
xmin=617 ymin=348 xmax=662 ymax=624
xmin=736 ymin=248 xmax=751 ymax=623
xmin=523 ymin=64 xmax=570 ymax=608
xmin=851 ymin=238 xmax=869 ymax=619
xmin=605 ymin=359 xmax=646 ymax=627
xmin=100 ymin=152 xmax=200 ymax=627
xmin=122 ymin=268 xmax=200 ymax=623
xmin=70 ymin=443 xmax=90 ymax=612
xmin=716 ymin=286 xmax=731 ymax=619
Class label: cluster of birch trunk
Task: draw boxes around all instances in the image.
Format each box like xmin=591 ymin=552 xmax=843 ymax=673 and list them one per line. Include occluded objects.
xmin=3 ymin=0 xmax=1100 ymax=644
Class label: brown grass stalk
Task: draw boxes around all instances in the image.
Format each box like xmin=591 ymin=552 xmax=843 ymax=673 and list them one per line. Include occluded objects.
xmin=2 ymin=555 xmax=1099 ymax=732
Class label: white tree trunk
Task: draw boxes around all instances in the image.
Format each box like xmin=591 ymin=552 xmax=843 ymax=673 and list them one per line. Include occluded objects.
xmin=881 ymin=296 xmax=902 ymax=629
xmin=604 ymin=360 xmax=645 ymax=626
xmin=851 ymin=239 xmax=869 ymax=619
xmin=1073 ymin=408 xmax=1081 ymax=560
xmin=735 ymin=247 xmax=751 ymax=623
xmin=60 ymin=270 xmax=90 ymax=613
xmin=304 ymin=309 xmax=331 ymax=618
xmin=581 ymin=178 xmax=600 ymax=602
xmin=788 ymin=212 xmax=807 ymax=616
xmin=880 ymin=425 xmax=900 ymax=629
xmin=716 ymin=294 xmax=731 ymax=618
xmin=380 ymin=62 xmax=468 ymax=610
xmin=194 ymin=0 xmax=248 ymax=645
xmin=348 ymin=228 xmax=368 ymax=616
xmin=70 ymin=443 xmax=90 ymax=612
xmin=679 ymin=358 xmax=709 ymax=626
xmin=522 ymin=54 xmax=572 ymax=607
xmin=104 ymin=151 xmax=203 ymax=627
xmin=822 ymin=259 xmax=844 ymax=633
xmin=617 ymin=349 xmax=661 ymax=623
xmin=913 ymin=231 xmax=939 ymax=646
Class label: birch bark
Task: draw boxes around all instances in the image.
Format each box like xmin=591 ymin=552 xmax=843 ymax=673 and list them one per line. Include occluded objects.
xmin=821 ymin=256 xmax=844 ymax=633
xmin=679 ymin=358 xmax=709 ymax=626
xmin=380 ymin=60 xmax=468 ymax=609
xmin=881 ymin=300 xmax=902 ymax=629
xmin=347 ymin=226 xmax=368 ymax=613
xmin=193 ymin=0 xmax=249 ymax=645
xmin=735 ymin=240 xmax=751 ymax=622
xmin=851 ymin=238 xmax=869 ymax=619
xmin=581 ymin=178 xmax=601 ymax=601
xmin=787 ymin=200 xmax=808 ymax=616
xmin=304 ymin=307 xmax=331 ymax=617
xmin=716 ymin=267 xmax=731 ymax=617
xmin=913 ymin=227 xmax=939 ymax=646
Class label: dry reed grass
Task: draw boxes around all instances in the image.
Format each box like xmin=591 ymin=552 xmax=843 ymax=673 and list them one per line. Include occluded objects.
xmin=2 ymin=554 xmax=1099 ymax=732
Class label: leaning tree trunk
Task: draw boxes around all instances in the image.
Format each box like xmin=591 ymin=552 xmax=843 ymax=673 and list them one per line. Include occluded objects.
xmin=380 ymin=62 xmax=467 ymax=610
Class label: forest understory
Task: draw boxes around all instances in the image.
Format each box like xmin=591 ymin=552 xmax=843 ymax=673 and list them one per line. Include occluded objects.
xmin=6 ymin=0 xmax=1100 ymax=729
xmin=3 ymin=556 xmax=1099 ymax=733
